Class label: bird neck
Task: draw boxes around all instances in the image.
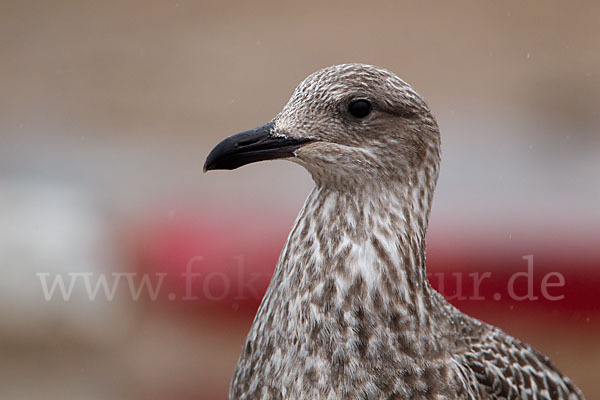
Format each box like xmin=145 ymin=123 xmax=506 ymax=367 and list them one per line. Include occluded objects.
xmin=271 ymin=177 xmax=440 ymax=327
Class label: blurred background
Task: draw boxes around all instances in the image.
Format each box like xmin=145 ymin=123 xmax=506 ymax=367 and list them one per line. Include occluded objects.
xmin=1 ymin=1 xmax=599 ymax=398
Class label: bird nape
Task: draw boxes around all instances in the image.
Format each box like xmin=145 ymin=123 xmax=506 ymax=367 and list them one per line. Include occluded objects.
xmin=205 ymin=64 xmax=584 ymax=400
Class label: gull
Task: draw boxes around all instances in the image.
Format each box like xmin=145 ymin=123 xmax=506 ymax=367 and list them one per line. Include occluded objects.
xmin=204 ymin=64 xmax=584 ymax=400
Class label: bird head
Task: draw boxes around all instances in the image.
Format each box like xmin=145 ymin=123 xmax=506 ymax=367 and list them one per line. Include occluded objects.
xmin=204 ymin=64 xmax=441 ymax=189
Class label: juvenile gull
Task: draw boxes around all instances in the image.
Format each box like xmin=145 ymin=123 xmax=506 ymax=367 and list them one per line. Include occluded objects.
xmin=204 ymin=64 xmax=584 ymax=400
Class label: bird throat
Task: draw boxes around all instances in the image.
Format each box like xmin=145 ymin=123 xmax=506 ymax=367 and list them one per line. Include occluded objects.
xmin=269 ymin=183 xmax=437 ymax=325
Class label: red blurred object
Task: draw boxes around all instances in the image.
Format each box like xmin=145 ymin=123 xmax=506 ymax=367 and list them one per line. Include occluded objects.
xmin=128 ymin=209 xmax=600 ymax=323
xmin=129 ymin=209 xmax=285 ymax=313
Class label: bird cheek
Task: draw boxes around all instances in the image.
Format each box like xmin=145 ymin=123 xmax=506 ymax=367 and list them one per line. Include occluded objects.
xmin=295 ymin=142 xmax=359 ymax=172
xmin=293 ymin=142 xmax=324 ymax=162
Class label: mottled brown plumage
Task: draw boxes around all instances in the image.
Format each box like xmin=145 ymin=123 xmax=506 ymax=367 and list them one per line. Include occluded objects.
xmin=205 ymin=64 xmax=584 ymax=399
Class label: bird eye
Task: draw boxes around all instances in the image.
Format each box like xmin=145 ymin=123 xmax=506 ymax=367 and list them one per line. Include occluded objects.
xmin=348 ymin=99 xmax=372 ymax=119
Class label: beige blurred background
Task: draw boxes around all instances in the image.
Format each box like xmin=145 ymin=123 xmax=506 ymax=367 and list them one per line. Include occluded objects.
xmin=1 ymin=1 xmax=599 ymax=399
